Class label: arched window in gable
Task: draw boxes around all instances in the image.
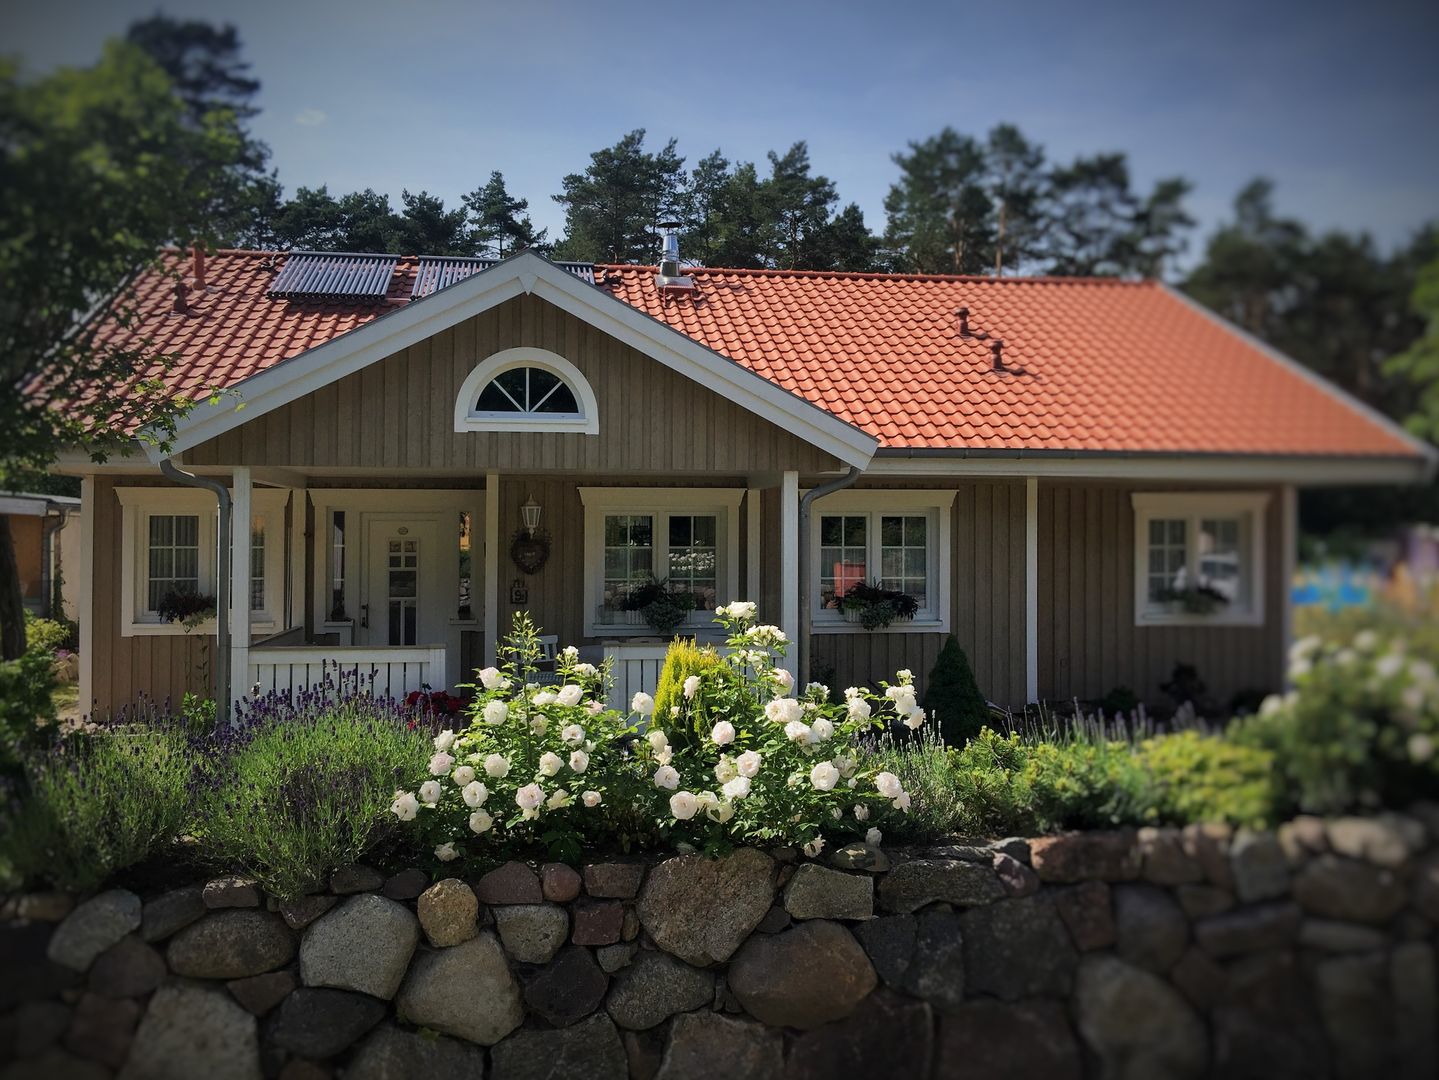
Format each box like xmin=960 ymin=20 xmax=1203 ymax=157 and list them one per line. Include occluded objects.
xmin=453 ymin=348 xmax=599 ymax=434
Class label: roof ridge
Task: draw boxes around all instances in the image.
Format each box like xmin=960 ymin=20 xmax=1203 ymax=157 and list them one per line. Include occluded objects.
xmin=595 ymin=263 xmax=1158 ymax=287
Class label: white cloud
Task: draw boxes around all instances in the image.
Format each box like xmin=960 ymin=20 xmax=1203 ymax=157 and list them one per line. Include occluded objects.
xmin=294 ymin=108 xmax=327 ymax=127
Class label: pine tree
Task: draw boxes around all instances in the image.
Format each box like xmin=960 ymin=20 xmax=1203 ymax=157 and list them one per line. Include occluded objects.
xmin=922 ymin=635 xmax=990 ymax=746
xmin=394 ymin=189 xmax=471 ymax=255
xmin=984 ymin=124 xmax=1047 ymax=276
xmin=883 ymin=128 xmax=994 ymax=274
xmin=552 ymin=129 xmax=687 ymax=263
xmin=463 ymin=171 xmax=547 ymax=258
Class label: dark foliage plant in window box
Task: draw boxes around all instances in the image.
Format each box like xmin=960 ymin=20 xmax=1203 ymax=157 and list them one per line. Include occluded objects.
xmin=619 ymin=576 xmax=700 ymax=637
xmin=155 ymin=589 xmax=216 ymax=626
xmin=836 ymin=581 xmax=920 ymax=631
xmin=1156 ymin=584 xmax=1231 ymax=615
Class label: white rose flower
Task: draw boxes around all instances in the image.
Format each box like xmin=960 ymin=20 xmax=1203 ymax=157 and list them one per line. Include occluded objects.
xmin=903 ymin=707 xmax=926 ymax=731
xmin=452 ymin=765 xmax=476 ymax=787
xmin=809 ymin=761 xmax=840 ymax=791
xmin=810 ymin=718 xmax=834 ymax=741
xmin=547 ymin=787 xmax=570 ymax=810
xmin=670 ymin=706 xmax=680 ymax=718
xmin=515 ymin=783 xmax=544 ymax=810
xmin=484 ymin=754 xmax=511 ymax=778
xmin=390 ymin=791 xmax=419 ymax=821
xmin=575 ymin=661 xmax=598 ymax=678
xmin=802 ymin=836 xmax=825 ymax=858
xmin=866 ymin=826 xmax=883 ymax=846
xmin=530 ymin=716 xmax=549 ymax=735
xmin=653 ymin=765 xmax=680 ymax=790
xmin=708 ymin=799 xmax=736 ymax=823
xmin=561 ymin=724 xmax=586 ymax=746
xmin=736 ymin=750 xmax=763 ymax=778
xmin=886 ymin=685 xmax=918 ymax=716
xmin=434 ymin=842 xmax=459 ymax=862
xmin=1354 ymin=629 xmax=1379 ymax=652
xmin=853 ymin=802 xmax=870 ymax=821
xmin=561 ymin=645 xmax=579 ymax=661
xmin=532 ymin=690 xmax=558 ymax=707
xmin=711 ymin=720 xmax=736 ymax=746
xmin=669 ymin=791 xmax=699 ymax=820
xmin=483 ymin=700 xmax=509 ymax=725
xmin=847 ymin=697 xmax=872 ymax=722
xmin=896 ymin=669 xmax=914 ymax=683
xmin=539 ymin=752 xmax=564 ymax=777
xmin=771 ymin=667 xmax=795 ymax=691
xmin=478 ymin=667 xmax=508 ymax=691
xmin=469 ymin=809 xmax=494 ymax=834
xmin=556 ymin=684 xmax=583 ymax=707
xmin=569 ymin=750 xmax=590 ymax=774
xmin=1377 ymin=653 xmax=1406 ymax=680
xmin=631 ymin=692 xmax=655 ymax=715
xmin=722 ymin=775 xmax=752 ymax=800
xmin=784 ymin=720 xmax=812 ymax=744
xmin=714 ymin=756 xmax=738 ymax=783
xmin=428 ymin=751 xmax=455 ymax=776
xmin=462 ymin=780 xmax=488 ymax=808
xmin=582 ymin=790 xmax=602 ymax=807
xmin=717 ymin=600 xmax=758 ymax=620
xmin=892 ymin=790 xmax=912 ymax=812
xmin=831 ymin=806 xmax=843 ymax=819
xmin=1409 ymin=733 xmax=1435 ymax=763
xmin=586 ymin=700 xmax=604 ymax=715
xmin=833 ymin=754 xmax=857 ymax=777
xmin=875 ymin=771 xmax=903 ymax=798
xmin=683 ymin=675 xmax=702 ymax=699
xmin=765 ymin=697 xmax=805 ymax=725
xmin=433 ymin=729 xmax=456 ymax=751
xmin=654 ymin=747 xmax=674 ymax=766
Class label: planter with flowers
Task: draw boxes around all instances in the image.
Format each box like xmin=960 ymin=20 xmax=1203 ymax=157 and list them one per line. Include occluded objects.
xmin=835 ymin=581 xmax=920 ymax=630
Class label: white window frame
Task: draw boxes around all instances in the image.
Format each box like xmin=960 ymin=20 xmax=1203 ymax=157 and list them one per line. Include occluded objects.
xmin=1131 ymin=491 xmax=1270 ymax=627
xmin=809 ymin=489 xmax=955 ymax=635
xmin=453 ymin=347 xmax=599 ymax=435
xmin=579 ymin=487 xmax=744 ymax=638
xmin=117 ymin=487 xmax=287 ymax=637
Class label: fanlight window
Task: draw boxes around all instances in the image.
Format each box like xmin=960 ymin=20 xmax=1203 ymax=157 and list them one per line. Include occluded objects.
xmin=476 ymin=366 xmax=580 ymax=417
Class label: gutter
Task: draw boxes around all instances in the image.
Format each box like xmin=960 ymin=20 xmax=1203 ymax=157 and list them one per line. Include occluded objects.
xmin=158 ymin=459 xmax=231 ymax=726
xmin=797 ymin=466 xmax=863 ymax=685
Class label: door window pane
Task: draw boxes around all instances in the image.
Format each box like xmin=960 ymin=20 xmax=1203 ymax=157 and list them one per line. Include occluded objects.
xmin=250 ymin=518 xmax=266 ymax=612
xmin=147 ymin=514 xmax=201 ymax=610
xmin=458 ymin=511 xmax=473 ymax=620
xmin=386 ymin=537 xmax=419 ymax=646
xmin=819 ymin=514 xmax=867 ymax=608
xmin=330 ymin=511 xmax=347 ymax=620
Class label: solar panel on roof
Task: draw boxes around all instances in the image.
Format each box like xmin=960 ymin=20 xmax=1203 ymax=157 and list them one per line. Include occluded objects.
xmin=268 ymin=252 xmax=399 ymax=300
xmin=411 ymin=256 xmax=595 ymax=298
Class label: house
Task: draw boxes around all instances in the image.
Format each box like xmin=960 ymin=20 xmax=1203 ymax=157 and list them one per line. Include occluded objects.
xmin=53 ymin=242 xmax=1435 ymax=718
xmin=2 ymin=491 xmax=80 ymax=620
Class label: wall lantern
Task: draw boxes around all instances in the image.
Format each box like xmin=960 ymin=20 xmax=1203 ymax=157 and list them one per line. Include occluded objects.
xmin=520 ymin=495 xmax=543 ymax=537
xmin=511 ymin=494 xmax=551 ymax=576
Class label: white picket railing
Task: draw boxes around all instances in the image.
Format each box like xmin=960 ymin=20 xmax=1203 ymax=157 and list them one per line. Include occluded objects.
xmin=602 ymin=644 xmax=671 ymax=711
xmin=247 ymin=645 xmax=447 ymax=702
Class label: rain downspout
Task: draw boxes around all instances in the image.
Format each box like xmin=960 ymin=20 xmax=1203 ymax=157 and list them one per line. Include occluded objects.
xmin=158 ymin=458 xmax=231 ymax=726
xmin=798 ymin=465 xmax=863 ymax=686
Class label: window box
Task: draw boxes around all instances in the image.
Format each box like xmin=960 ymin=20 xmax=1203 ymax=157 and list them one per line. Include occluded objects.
xmin=1131 ymin=492 xmax=1270 ymax=627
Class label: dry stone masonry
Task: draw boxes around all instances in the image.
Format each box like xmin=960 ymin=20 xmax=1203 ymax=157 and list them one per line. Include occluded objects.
xmin=3 ymin=810 xmax=1439 ymax=1079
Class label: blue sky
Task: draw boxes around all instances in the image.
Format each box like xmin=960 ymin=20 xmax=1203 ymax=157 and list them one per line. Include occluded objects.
xmin=6 ymin=0 xmax=1437 ymax=260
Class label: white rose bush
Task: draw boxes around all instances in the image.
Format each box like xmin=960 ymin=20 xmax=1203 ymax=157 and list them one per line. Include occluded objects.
xmin=390 ymin=607 xmax=914 ymax=864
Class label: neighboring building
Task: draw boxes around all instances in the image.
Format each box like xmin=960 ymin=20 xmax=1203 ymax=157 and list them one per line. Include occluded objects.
xmin=2 ymin=491 xmax=80 ymax=620
xmin=53 ymin=246 xmax=1435 ymax=716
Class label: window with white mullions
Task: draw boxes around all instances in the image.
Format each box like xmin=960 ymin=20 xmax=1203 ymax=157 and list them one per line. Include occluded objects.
xmin=1131 ymin=492 xmax=1269 ymax=626
xmin=666 ymin=514 xmax=718 ymax=610
xmin=602 ymin=514 xmax=654 ymax=610
xmin=146 ymin=514 xmax=200 ymax=610
xmin=456 ymin=349 xmax=598 ymax=434
xmin=880 ymin=514 xmax=929 ymax=609
xmin=250 ymin=522 xmax=266 ymax=611
xmin=819 ymin=514 xmax=868 ymax=609
xmin=475 ymin=366 xmax=580 ymax=416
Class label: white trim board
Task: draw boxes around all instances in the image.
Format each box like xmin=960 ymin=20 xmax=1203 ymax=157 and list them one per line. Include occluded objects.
xmin=154 ymin=251 xmax=877 ymax=469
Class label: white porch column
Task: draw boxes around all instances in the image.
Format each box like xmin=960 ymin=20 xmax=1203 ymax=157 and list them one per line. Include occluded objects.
xmin=288 ymin=487 xmax=307 ymax=630
xmin=78 ymin=476 xmax=95 ymax=716
xmin=231 ymin=467 xmax=251 ymax=706
xmin=1281 ymin=483 xmax=1297 ymax=686
xmin=745 ymin=487 xmax=762 ymax=604
xmin=1025 ymin=477 xmax=1039 ymax=704
xmin=484 ymin=472 xmax=500 ymax=667
xmin=780 ymin=470 xmax=800 ymax=658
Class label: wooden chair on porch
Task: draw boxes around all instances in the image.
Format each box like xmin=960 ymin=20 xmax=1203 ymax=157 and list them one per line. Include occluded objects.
xmin=533 ymin=634 xmax=561 ymax=685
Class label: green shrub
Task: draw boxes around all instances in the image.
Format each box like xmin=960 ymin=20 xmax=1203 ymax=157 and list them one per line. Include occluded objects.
xmin=0 ymin=647 xmax=57 ymax=773
xmin=922 ymin=635 xmax=989 ymax=745
xmin=193 ymin=694 xmax=429 ymax=900
xmin=652 ymin=639 xmax=728 ymax=750
xmin=1138 ymin=730 xmax=1282 ymax=828
xmin=24 ymin=613 xmax=74 ymax=655
xmin=1 ymin=722 xmax=194 ymax=891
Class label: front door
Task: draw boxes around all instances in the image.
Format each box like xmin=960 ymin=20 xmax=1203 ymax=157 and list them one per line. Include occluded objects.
xmin=360 ymin=520 xmax=442 ymax=647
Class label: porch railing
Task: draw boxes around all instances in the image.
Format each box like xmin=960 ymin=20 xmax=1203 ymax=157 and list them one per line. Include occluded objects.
xmin=601 ymin=644 xmax=670 ymax=712
xmin=247 ymin=645 xmax=447 ymax=702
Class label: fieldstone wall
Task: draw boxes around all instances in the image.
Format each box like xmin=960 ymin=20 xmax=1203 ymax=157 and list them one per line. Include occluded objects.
xmin=4 ymin=811 xmax=1439 ymax=1080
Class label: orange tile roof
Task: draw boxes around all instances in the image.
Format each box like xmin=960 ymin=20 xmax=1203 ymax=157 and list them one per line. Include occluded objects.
xmin=89 ymin=250 xmax=1423 ymax=460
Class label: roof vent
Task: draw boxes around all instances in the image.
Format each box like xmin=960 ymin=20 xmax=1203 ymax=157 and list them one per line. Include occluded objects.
xmin=655 ymin=221 xmax=694 ymax=291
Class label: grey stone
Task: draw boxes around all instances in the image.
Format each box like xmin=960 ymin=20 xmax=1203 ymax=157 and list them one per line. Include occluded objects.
xmin=1182 ymin=822 xmax=1235 ymax=888
xmin=655 ymin=1012 xmax=782 ymax=1080
xmin=300 ymin=893 xmax=418 ymax=999
xmin=492 ymin=1013 xmax=628 ymax=1080
xmin=636 ymin=848 xmax=774 ymax=966
xmin=1411 ymin=801 xmax=1439 ymax=842
xmin=1316 ymin=952 xmax=1393 ymax=1080
xmin=1112 ymin=884 xmax=1188 ymax=973
xmin=1053 ymin=880 xmax=1114 ymax=951
xmin=1298 ymin=918 xmax=1390 ymax=952
xmin=1392 ymin=942 xmax=1438 ymax=1080
xmin=934 ymin=999 xmax=1081 ymax=1080
xmin=226 ymin=970 xmax=297 ymax=1016
xmin=417 ymin=878 xmax=479 ymax=947
xmin=596 ymin=941 xmax=637 ymax=973
xmin=788 ymin=989 xmax=934 ymax=1080
xmin=992 ymin=852 xmax=1039 ymax=897
xmin=270 ymin=987 xmax=384 ymax=1058
xmin=1212 ymin=949 xmax=1329 ymax=1079
xmin=1137 ymin=827 xmax=1203 ymax=886
xmin=755 ymin=905 xmax=791 ymax=934
xmin=1174 ymin=883 xmax=1235 ymax=920
xmin=876 ymin=858 xmax=1004 ymax=913
xmin=1170 ymin=946 xmax=1228 ymax=1010
xmin=828 ymin=843 xmax=889 ymax=872
xmin=852 ymin=914 xmax=916 ymax=990
xmin=204 ymin=876 xmax=262 ymax=909
xmin=47 ymin=890 xmax=141 ymax=972
xmin=1293 ymin=854 xmax=1406 ymax=923
xmin=278 ymin=895 xmax=337 ymax=931
xmin=1411 ymin=851 xmax=1439 ymax=922
xmin=524 ymin=945 xmax=609 ymax=1027
xmin=0 ymin=1048 xmax=109 ymax=1080
xmin=990 ymin=837 xmax=1031 ymax=864
xmin=119 ymin=983 xmax=260 ymax=1080
xmin=622 ymin=1028 xmax=663 ymax=1080
xmin=1194 ymin=901 xmax=1301 ymax=958
xmin=584 ymin=862 xmax=646 ymax=898
xmin=1327 ymin=813 xmax=1424 ymax=868
xmin=5 ymin=893 xmax=74 ymax=922
xmin=141 ymin=886 xmax=206 ymax=943
xmin=1029 ymin=831 xmax=1139 ymax=882
xmin=396 ymin=931 xmax=523 ymax=1045
xmin=572 ymin=899 xmax=624 ymax=946
xmin=905 ymin=910 xmax=965 ymax=1012
xmin=783 ymin=864 xmax=873 ymax=920
xmin=728 ymin=919 xmax=876 ymax=1030
xmin=493 ymin=903 xmax=569 ymax=963
xmin=380 ymin=868 xmax=430 ymax=900
xmin=960 ymin=893 xmax=1078 ymax=1001
xmin=167 ymin=910 xmax=297 ymax=979
xmin=87 ymin=934 xmax=166 ymax=998
xmin=346 ymin=1024 xmax=486 ymax=1080
xmin=3 ymin=1000 xmax=70 ymax=1060
xmin=329 ymin=863 xmax=384 ymax=894
xmin=1229 ymin=828 xmax=1290 ymax=902
xmin=474 ymin=861 xmax=543 ymax=904
xmin=65 ymin=991 xmax=140 ymax=1068
xmin=605 ymin=949 xmax=713 ymax=1030
xmin=276 ymin=1061 xmax=328 ymax=1080
xmin=1074 ymin=954 xmax=1207 ymax=1080
xmin=542 ymin=862 xmax=583 ymax=902
xmin=0 ymin=921 xmax=81 ymax=1008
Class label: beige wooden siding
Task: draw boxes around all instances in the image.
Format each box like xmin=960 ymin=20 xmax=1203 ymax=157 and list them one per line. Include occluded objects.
xmin=1037 ymin=482 xmax=1284 ymax=708
xmin=90 ymin=477 xmax=211 ymax=715
xmin=187 ymin=294 xmax=843 ymax=475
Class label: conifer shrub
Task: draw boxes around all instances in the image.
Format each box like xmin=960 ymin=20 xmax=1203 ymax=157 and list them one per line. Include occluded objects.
xmin=922 ymin=635 xmax=990 ymax=745
xmin=652 ymin=639 xmax=728 ymax=751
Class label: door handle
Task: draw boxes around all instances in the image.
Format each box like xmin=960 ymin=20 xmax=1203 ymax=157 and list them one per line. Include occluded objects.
xmin=360 ymin=604 xmax=369 ymax=629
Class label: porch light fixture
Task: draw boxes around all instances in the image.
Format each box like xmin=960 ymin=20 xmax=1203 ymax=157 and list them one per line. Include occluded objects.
xmin=521 ymin=496 xmax=542 ymax=537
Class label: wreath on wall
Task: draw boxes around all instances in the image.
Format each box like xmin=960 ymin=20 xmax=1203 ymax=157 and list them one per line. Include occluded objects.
xmin=510 ymin=528 xmax=552 ymax=575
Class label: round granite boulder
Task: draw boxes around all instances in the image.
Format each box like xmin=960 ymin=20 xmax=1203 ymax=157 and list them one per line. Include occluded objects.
xmin=727 ymin=919 xmax=877 ymax=1030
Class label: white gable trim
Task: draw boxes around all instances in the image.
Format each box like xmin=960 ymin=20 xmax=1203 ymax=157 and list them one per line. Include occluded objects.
xmin=155 ymin=252 xmax=877 ymax=467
